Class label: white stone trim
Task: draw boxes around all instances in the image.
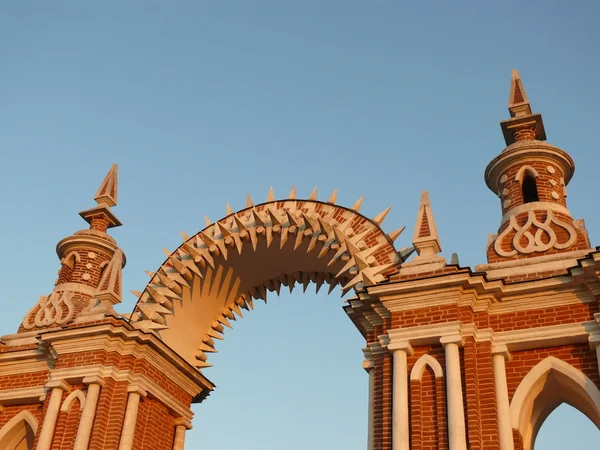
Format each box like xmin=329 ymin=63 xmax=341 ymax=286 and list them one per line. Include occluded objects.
xmin=0 ymin=410 xmax=39 ymax=446
xmin=496 ymin=321 xmax=600 ymax=351
xmin=46 ymin=365 xmax=194 ymax=421
xmin=514 ymin=165 xmax=539 ymax=183
xmin=410 ymin=354 xmax=443 ymax=380
xmin=60 ymin=389 xmax=86 ymax=411
xmin=509 ymin=357 xmax=600 ymax=449
xmin=0 ymin=387 xmax=46 ymax=406
xmin=499 ymin=202 xmax=571 ymax=226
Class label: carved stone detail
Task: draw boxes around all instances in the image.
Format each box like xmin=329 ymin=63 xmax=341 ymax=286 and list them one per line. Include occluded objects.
xmin=22 ymin=291 xmax=74 ymax=330
xmin=494 ymin=210 xmax=577 ymax=258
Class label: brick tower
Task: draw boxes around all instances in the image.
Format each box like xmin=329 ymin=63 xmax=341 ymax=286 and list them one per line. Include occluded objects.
xmin=345 ymin=70 xmax=600 ymax=450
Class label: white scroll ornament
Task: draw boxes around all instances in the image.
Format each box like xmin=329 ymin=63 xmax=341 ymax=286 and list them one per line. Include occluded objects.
xmin=494 ymin=210 xmax=577 ymax=258
xmin=22 ymin=291 xmax=75 ymax=329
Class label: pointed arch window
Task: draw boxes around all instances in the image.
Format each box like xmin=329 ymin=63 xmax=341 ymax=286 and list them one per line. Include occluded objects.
xmin=522 ymin=173 xmax=539 ymax=203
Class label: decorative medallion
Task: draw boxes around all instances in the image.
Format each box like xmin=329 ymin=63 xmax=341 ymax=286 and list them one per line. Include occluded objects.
xmin=22 ymin=291 xmax=75 ymax=329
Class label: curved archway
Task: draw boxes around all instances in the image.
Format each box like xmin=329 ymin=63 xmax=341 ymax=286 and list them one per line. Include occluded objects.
xmin=410 ymin=354 xmax=443 ymax=381
xmin=130 ymin=193 xmax=409 ymax=368
xmin=509 ymin=357 xmax=600 ymax=450
xmin=0 ymin=411 xmax=38 ymax=450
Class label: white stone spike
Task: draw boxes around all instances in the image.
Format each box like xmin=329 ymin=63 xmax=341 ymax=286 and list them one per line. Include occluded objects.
xmin=350 ymin=196 xmax=364 ymax=212
xmin=226 ymin=203 xmax=234 ymax=216
xmin=206 ymin=328 xmax=224 ymax=340
xmin=308 ymin=187 xmax=318 ymax=200
xmin=387 ymin=226 xmax=406 ymax=243
xmin=267 ymin=208 xmax=282 ymax=226
xmin=315 ymin=276 xmax=325 ymax=294
xmin=287 ymin=274 xmax=295 ymax=293
xmin=162 ymin=248 xmax=172 ymax=258
xmin=204 ymin=215 xmax=212 ymax=227
xmin=245 ymin=194 xmax=254 ymax=208
xmin=144 ymin=270 xmax=155 ymax=279
xmin=327 ymin=280 xmax=337 ymax=295
xmin=199 ymin=343 xmax=217 ymax=353
xmin=194 ymin=361 xmax=213 ymax=369
xmin=372 ymin=206 xmax=392 ymax=225
xmin=218 ymin=315 xmax=233 ymax=329
xmin=288 ymin=186 xmax=297 ymax=199
xmin=130 ymin=290 xmax=144 ymax=299
xmin=327 ymin=188 xmax=338 ymax=204
xmin=267 ymin=186 xmax=275 ymax=202
xmin=181 ymin=231 xmax=191 ymax=241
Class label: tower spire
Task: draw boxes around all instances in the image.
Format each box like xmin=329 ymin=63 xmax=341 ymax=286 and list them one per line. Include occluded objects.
xmin=500 ymin=69 xmax=546 ymax=145
xmin=79 ymin=164 xmax=122 ymax=232
xmin=412 ymin=191 xmax=442 ymax=258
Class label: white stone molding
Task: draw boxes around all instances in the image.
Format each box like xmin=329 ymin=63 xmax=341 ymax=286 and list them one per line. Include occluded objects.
xmin=60 ymin=389 xmax=86 ymax=412
xmin=509 ymin=357 xmax=600 ymax=450
xmin=40 ymin=324 xmax=213 ymax=399
xmin=492 ymin=345 xmax=514 ymax=450
xmin=499 ymin=202 xmax=571 ymax=226
xmin=495 ymin=320 xmax=600 ymax=351
xmin=440 ymin=335 xmax=467 ymax=450
xmin=388 ymin=340 xmax=412 ymax=450
xmin=409 ymin=354 xmax=443 ymax=381
xmin=0 ymin=349 xmax=50 ymax=375
xmin=0 ymin=410 xmax=38 ymax=449
xmin=0 ymin=387 xmax=46 ymax=406
xmin=494 ymin=210 xmax=577 ymax=258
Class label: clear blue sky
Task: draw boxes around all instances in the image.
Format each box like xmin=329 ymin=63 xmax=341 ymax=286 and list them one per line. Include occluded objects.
xmin=1 ymin=2 xmax=599 ymax=449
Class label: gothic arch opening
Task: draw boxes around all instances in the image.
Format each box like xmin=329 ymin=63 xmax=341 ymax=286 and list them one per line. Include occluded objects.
xmin=130 ymin=194 xmax=408 ymax=370
xmin=509 ymin=357 xmax=600 ymax=450
xmin=0 ymin=411 xmax=38 ymax=450
xmin=522 ymin=173 xmax=539 ymax=203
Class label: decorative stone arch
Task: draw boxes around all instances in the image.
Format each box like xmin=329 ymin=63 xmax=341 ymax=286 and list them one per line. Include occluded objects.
xmin=60 ymin=389 xmax=86 ymax=412
xmin=130 ymin=192 xmax=410 ymax=368
xmin=0 ymin=410 xmax=38 ymax=450
xmin=509 ymin=356 xmax=600 ymax=450
xmin=514 ymin=165 xmax=539 ymax=183
xmin=410 ymin=354 xmax=444 ymax=381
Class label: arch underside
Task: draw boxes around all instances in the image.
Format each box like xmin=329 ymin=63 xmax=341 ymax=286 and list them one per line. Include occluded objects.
xmin=511 ymin=357 xmax=600 ymax=450
xmin=0 ymin=412 xmax=37 ymax=450
xmin=130 ymin=197 xmax=408 ymax=369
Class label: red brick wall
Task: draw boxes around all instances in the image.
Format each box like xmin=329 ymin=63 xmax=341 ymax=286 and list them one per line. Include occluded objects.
xmin=133 ymin=398 xmax=176 ymax=450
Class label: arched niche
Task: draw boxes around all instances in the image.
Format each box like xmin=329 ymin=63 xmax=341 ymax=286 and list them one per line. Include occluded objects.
xmin=410 ymin=354 xmax=444 ymax=381
xmin=0 ymin=411 xmax=38 ymax=450
xmin=509 ymin=356 xmax=600 ymax=450
xmin=130 ymin=194 xmax=409 ymax=369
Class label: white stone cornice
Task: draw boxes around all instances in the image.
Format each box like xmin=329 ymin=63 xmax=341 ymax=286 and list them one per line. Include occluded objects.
xmin=40 ymin=324 xmax=213 ymax=396
xmin=440 ymin=334 xmax=465 ymax=347
xmin=387 ymin=321 xmax=463 ymax=347
xmin=387 ymin=340 xmax=414 ymax=355
xmin=495 ymin=320 xmax=600 ymax=351
xmin=0 ymin=349 xmax=51 ymax=376
xmin=0 ymin=386 xmax=46 ymax=406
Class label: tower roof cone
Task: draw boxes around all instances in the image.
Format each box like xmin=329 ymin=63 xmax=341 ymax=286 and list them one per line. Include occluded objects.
xmin=79 ymin=164 xmax=122 ymax=231
xmin=500 ymin=69 xmax=546 ymax=145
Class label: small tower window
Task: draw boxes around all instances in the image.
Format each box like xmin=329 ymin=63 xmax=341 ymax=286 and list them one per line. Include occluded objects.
xmin=522 ymin=173 xmax=539 ymax=203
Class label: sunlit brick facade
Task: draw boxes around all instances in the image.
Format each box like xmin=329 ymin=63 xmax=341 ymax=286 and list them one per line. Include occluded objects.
xmin=0 ymin=71 xmax=598 ymax=450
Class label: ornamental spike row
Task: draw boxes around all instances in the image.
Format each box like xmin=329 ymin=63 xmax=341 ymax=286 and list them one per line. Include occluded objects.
xmin=130 ymin=193 xmax=406 ymax=366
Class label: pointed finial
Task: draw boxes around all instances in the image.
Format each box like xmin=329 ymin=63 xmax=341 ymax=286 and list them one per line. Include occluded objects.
xmin=79 ymin=164 xmax=122 ymax=231
xmin=508 ymin=69 xmax=532 ymax=118
xmin=94 ymin=164 xmax=118 ymax=207
xmin=226 ymin=203 xmax=234 ymax=215
xmin=308 ymin=187 xmax=318 ymax=200
xmin=94 ymin=249 xmax=125 ymax=307
xmin=246 ymin=194 xmax=254 ymax=208
xmin=204 ymin=215 xmax=211 ymax=227
xmin=267 ymin=186 xmax=275 ymax=202
xmin=412 ymin=191 xmax=441 ymax=257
